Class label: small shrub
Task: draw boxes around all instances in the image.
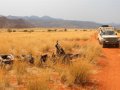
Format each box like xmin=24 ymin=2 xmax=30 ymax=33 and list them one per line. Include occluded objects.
xmin=70 ymin=61 xmax=92 ymax=85
xmin=64 ymin=28 xmax=67 ymax=32
xmin=23 ymin=30 xmax=28 ymax=32
xmin=7 ymin=29 xmax=12 ymax=32
xmin=13 ymin=30 xmax=16 ymax=32
xmin=48 ymin=29 xmax=52 ymax=32
xmin=47 ymin=29 xmax=57 ymax=32
xmin=61 ymin=60 xmax=93 ymax=86
xmin=54 ymin=29 xmax=57 ymax=32
xmin=83 ymin=29 xmax=87 ymax=31
xmin=29 ymin=30 xmax=34 ymax=33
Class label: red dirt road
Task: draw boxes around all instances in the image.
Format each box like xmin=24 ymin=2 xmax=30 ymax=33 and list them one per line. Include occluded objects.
xmin=96 ymin=48 xmax=120 ymax=90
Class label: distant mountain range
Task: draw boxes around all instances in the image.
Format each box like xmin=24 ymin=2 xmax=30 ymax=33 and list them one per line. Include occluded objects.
xmin=0 ymin=16 xmax=33 ymax=28
xmin=0 ymin=15 xmax=120 ymax=28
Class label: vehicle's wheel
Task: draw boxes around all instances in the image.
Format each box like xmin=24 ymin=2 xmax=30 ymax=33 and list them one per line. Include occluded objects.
xmin=116 ymin=44 xmax=119 ymax=48
xmin=102 ymin=43 xmax=106 ymax=48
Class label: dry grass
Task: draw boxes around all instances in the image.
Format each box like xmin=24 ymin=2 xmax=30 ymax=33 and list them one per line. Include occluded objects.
xmin=0 ymin=30 xmax=94 ymax=55
xmin=79 ymin=43 xmax=102 ymax=63
xmin=13 ymin=61 xmax=27 ymax=75
xmin=60 ymin=43 xmax=101 ymax=86
xmin=13 ymin=61 xmax=27 ymax=85
xmin=0 ymin=29 xmax=101 ymax=90
xmin=60 ymin=61 xmax=93 ymax=87
xmin=27 ymin=78 xmax=50 ymax=90
xmin=0 ymin=70 xmax=11 ymax=89
xmin=69 ymin=60 xmax=93 ymax=85
xmin=26 ymin=73 xmax=50 ymax=90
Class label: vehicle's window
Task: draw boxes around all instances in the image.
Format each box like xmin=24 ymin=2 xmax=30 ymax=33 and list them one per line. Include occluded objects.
xmin=102 ymin=31 xmax=115 ymax=35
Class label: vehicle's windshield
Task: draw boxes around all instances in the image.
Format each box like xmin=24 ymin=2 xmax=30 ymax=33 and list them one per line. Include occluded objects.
xmin=102 ymin=31 xmax=116 ymax=35
xmin=105 ymin=38 xmax=118 ymax=42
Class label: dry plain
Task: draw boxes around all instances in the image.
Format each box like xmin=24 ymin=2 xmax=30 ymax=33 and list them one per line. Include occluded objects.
xmin=0 ymin=28 xmax=119 ymax=90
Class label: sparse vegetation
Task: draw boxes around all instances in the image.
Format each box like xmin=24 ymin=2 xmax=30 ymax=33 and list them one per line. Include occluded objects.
xmin=13 ymin=30 xmax=16 ymax=32
xmin=27 ymin=74 xmax=50 ymax=90
xmin=80 ymin=43 xmax=102 ymax=63
xmin=60 ymin=43 xmax=101 ymax=87
xmin=64 ymin=28 xmax=67 ymax=32
xmin=23 ymin=30 xmax=28 ymax=32
xmin=7 ymin=29 xmax=12 ymax=32
xmin=13 ymin=61 xmax=27 ymax=85
xmin=68 ymin=60 xmax=92 ymax=85
xmin=27 ymin=79 xmax=49 ymax=90
xmin=29 ymin=30 xmax=34 ymax=33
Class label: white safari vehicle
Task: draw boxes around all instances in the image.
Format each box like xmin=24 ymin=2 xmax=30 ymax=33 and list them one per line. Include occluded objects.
xmin=98 ymin=25 xmax=120 ymax=48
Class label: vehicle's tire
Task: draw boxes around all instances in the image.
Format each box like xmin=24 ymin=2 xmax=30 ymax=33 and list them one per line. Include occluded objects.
xmin=116 ymin=44 xmax=119 ymax=48
xmin=102 ymin=43 xmax=106 ymax=48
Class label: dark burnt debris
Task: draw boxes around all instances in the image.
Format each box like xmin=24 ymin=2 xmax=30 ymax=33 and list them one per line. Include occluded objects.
xmin=0 ymin=41 xmax=80 ymax=67
xmin=55 ymin=41 xmax=80 ymax=64
xmin=0 ymin=54 xmax=14 ymax=67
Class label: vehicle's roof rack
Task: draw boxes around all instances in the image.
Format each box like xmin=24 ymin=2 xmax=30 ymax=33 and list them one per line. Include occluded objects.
xmin=101 ymin=25 xmax=111 ymax=27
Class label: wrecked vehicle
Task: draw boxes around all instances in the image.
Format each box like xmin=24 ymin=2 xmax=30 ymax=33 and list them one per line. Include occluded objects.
xmin=0 ymin=54 xmax=14 ymax=66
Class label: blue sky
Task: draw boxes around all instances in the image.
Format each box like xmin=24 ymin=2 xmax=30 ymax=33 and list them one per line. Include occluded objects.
xmin=0 ymin=0 xmax=120 ymax=23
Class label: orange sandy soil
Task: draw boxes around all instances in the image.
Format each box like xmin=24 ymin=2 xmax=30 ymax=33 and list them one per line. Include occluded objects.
xmin=95 ymin=48 xmax=120 ymax=90
xmin=88 ymin=33 xmax=120 ymax=90
xmin=91 ymin=33 xmax=120 ymax=90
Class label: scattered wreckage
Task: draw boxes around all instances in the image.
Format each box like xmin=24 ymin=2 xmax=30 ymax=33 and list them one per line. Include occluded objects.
xmin=0 ymin=54 xmax=14 ymax=67
xmin=0 ymin=41 xmax=80 ymax=68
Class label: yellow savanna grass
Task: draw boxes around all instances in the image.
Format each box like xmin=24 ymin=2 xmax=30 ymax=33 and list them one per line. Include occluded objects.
xmin=0 ymin=31 xmax=94 ymax=55
xmin=0 ymin=29 xmax=100 ymax=89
